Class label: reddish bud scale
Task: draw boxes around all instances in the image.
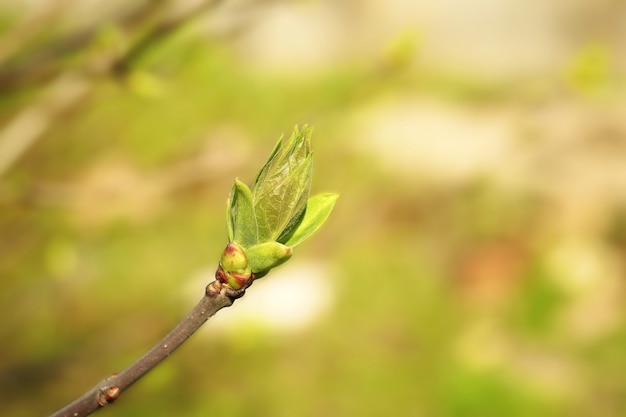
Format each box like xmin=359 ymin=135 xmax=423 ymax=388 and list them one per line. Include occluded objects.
xmin=221 ymin=242 xmax=249 ymax=272
xmin=215 ymin=265 xmax=228 ymax=284
xmin=106 ymin=387 xmax=120 ymax=402
xmin=217 ymin=241 xmax=252 ymax=290
xmin=215 ymin=264 xmax=252 ymax=290
xmin=98 ymin=386 xmax=120 ymax=406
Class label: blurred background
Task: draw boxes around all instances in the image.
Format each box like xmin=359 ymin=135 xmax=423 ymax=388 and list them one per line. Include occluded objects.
xmin=1 ymin=0 xmax=626 ymax=416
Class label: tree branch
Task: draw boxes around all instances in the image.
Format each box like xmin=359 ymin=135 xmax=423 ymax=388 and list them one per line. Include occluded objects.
xmin=47 ymin=280 xmax=248 ymax=417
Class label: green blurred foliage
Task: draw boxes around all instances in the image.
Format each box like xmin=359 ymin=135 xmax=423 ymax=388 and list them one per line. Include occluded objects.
xmin=1 ymin=2 xmax=626 ymax=417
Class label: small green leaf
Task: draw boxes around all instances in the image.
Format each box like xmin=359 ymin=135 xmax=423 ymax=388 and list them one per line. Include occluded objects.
xmin=226 ymin=196 xmax=234 ymax=242
xmin=253 ymin=126 xmax=313 ymax=242
xmin=254 ymin=126 xmax=311 ymax=188
xmin=281 ymin=193 xmax=339 ymax=247
xmin=229 ymin=179 xmax=258 ymax=248
xmin=253 ymin=134 xmax=283 ymax=186
xmin=246 ymin=241 xmax=293 ymax=274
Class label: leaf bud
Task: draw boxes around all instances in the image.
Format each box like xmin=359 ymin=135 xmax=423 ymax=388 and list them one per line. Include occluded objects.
xmin=216 ymin=242 xmax=252 ymax=290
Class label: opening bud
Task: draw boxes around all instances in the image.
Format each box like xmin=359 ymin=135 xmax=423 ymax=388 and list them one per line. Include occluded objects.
xmin=217 ymin=242 xmax=252 ymax=290
xmin=221 ymin=242 xmax=249 ymax=271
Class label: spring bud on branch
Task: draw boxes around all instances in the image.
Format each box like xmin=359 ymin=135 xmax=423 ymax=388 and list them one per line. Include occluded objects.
xmin=216 ymin=125 xmax=338 ymax=289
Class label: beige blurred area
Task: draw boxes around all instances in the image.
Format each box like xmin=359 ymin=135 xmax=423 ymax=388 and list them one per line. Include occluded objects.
xmin=1 ymin=1 xmax=625 ymax=416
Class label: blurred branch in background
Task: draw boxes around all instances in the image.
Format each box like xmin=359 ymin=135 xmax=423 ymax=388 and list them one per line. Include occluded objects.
xmin=0 ymin=0 xmax=225 ymax=180
xmin=0 ymin=74 xmax=89 ymax=178
xmin=0 ymin=0 xmax=71 ymax=68
xmin=0 ymin=0 xmax=225 ymax=93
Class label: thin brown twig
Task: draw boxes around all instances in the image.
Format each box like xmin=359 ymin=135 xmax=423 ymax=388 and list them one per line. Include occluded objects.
xmin=47 ymin=280 xmax=248 ymax=417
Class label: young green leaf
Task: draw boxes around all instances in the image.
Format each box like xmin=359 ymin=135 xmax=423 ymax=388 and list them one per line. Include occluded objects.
xmin=245 ymin=241 xmax=293 ymax=274
xmin=253 ymin=126 xmax=313 ymax=242
xmin=253 ymin=134 xmax=283 ymax=186
xmin=281 ymin=193 xmax=339 ymax=247
xmin=229 ymin=179 xmax=259 ymax=248
xmin=254 ymin=126 xmax=311 ymax=188
xmin=226 ymin=195 xmax=234 ymax=242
